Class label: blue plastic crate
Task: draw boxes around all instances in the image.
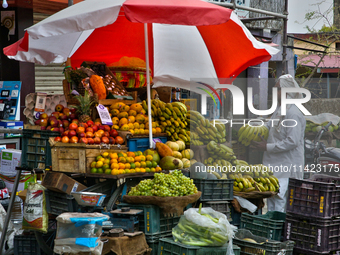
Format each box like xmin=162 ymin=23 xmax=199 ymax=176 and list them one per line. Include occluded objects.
xmin=127 ymin=136 xmax=167 ymax=152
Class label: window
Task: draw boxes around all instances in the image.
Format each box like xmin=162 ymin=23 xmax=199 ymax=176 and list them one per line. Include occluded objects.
xmin=335 ymin=42 xmax=340 ymax=51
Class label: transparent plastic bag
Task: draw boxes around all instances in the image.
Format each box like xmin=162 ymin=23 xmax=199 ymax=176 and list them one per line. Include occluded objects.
xmin=172 ymin=207 xmax=237 ymax=254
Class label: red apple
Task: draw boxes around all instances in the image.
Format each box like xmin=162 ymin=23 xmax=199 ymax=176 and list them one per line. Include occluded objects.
xmin=69 ymin=113 xmax=77 ymax=120
xmin=62 ymin=130 xmax=69 ymax=137
xmin=62 ymin=136 xmax=69 ymax=143
xmin=69 ymin=123 xmax=78 ymax=130
xmin=40 ymin=126 xmax=46 ymax=130
xmin=110 ymin=129 xmax=119 ymax=138
xmin=78 ymin=132 xmax=86 ymax=139
xmin=103 ymin=125 xmax=111 ymax=132
xmin=55 ymin=104 xmax=64 ymax=113
xmin=40 ymin=113 xmax=48 ymax=120
xmin=49 ymin=118 xmax=58 ymax=128
xmin=71 ymin=119 xmax=79 ymax=125
xmin=87 ymin=138 xmax=95 ymax=144
xmin=57 ymin=120 xmax=63 ymax=128
xmin=70 ymin=136 xmax=79 ymax=143
xmin=92 ymin=125 xmax=98 ymax=132
xmin=51 ymin=127 xmax=59 ymax=132
xmin=86 ymin=132 xmax=94 ymax=138
xmin=51 ymin=112 xmax=60 ymax=119
xmin=63 ymin=108 xmax=71 ymax=116
xmin=103 ymin=131 xmax=110 ymax=137
xmin=39 ymin=118 xmax=48 ymax=127
xmin=87 ymin=120 xmax=94 ymax=127
xmin=68 ymin=130 xmax=77 ymax=138
xmin=54 ymin=137 xmax=61 ymax=142
xmin=60 ymin=114 xmax=68 ymax=121
xmin=76 ymin=126 xmax=85 ymax=134
xmin=101 ymin=136 xmax=109 ymax=144
xmin=93 ymin=137 xmax=101 ymax=144
xmin=70 ymin=108 xmax=76 ymax=113
xmin=46 ymin=126 xmax=52 ymax=131
xmin=99 ymin=125 xmax=105 ymax=131
xmin=86 ymin=127 xmax=93 ymax=133
xmin=109 ymin=137 xmax=115 ymax=145
xmin=62 ymin=120 xmax=70 ymax=128
xmin=34 ymin=119 xmax=41 ymax=126
xmin=79 ymin=138 xmax=88 ymax=144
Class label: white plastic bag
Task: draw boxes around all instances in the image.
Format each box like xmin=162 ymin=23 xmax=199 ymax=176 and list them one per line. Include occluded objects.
xmin=172 ymin=207 xmax=237 ymax=255
xmin=234 ymin=196 xmax=257 ymax=213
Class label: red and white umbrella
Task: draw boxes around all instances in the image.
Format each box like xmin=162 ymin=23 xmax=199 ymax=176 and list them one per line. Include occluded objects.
xmin=3 ymin=0 xmax=279 ymax=145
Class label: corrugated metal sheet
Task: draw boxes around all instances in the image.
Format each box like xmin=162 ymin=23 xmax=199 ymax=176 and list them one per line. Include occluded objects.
xmin=35 ymin=64 xmax=65 ymax=94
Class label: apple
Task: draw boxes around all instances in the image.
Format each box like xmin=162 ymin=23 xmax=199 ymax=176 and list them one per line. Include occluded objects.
xmin=71 ymin=119 xmax=79 ymax=125
xmin=95 ymin=121 xmax=101 ymax=126
xmin=40 ymin=113 xmax=48 ymax=120
xmin=86 ymin=131 xmax=94 ymax=138
xmin=62 ymin=130 xmax=69 ymax=137
xmin=63 ymin=108 xmax=71 ymax=116
xmin=55 ymin=104 xmax=64 ymax=113
xmin=51 ymin=127 xmax=59 ymax=132
xmin=59 ymin=127 xmax=65 ymax=134
xmin=78 ymin=132 xmax=86 ymax=139
xmin=68 ymin=130 xmax=77 ymax=138
xmin=79 ymin=138 xmax=88 ymax=144
xmin=94 ymin=137 xmax=101 ymax=144
xmin=103 ymin=125 xmax=111 ymax=132
xmin=69 ymin=123 xmax=78 ymax=130
xmin=70 ymin=136 xmax=79 ymax=143
xmin=76 ymin=127 xmax=85 ymax=134
xmin=62 ymin=120 xmax=70 ymax=128
xmin=70 ymin=108 xmax=76 ymax=113
xmin=62 ymin=136 xmax=69 ymax=143
xmin=87 ymin=138 xmax=94 ymax=145
xmin=94 ymin=132 xmax=102 ymax=138
xmin=60 ymin=114 xmax=68 ymax=121
xmin=49 ymin=118 xmax=58 ymax=128
xmin=54 ymin=137 xmax=61 ymax=142
xmin=101 ymin=136 xmax=109 ymax=144
xmin=99 ymin=125 xmax=105 ymax=131
xmin=57 ymin=120 xmax=63 ymax=128
xmin=92 ymin=125 xmax=98 ymax=132
xmin=69 ymin=114 xmax=77 ymax=120
xmin=87 ymin=120 xmax=94 ymax=127
xmin=46 ymin=126 xmax=52 ymax=131
xmin=34 ymin=119 xmax=41 ymax=126
xmin=109 ymin=137 xmax=115 ymax=145
xmin=79 ymin=123 xmax=87 ymax=129
xmin=51 ymin=112 xmax=60 ymax=119
xmin=39 ymin=118 xmax=48 ymax=127
xmin=40 ymin=126 xmax=46 ymax=130
xmin=110 ymin=129 xmax=118 ymax=138
xmin=103 ymin=131 xmax=110 ymax=137
xmin=86 ymin=127 xmax=94 ymax=133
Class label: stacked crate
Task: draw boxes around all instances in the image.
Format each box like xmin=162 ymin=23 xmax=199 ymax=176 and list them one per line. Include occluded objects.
xmin=284 ymin=175 xmax=340 ymax=254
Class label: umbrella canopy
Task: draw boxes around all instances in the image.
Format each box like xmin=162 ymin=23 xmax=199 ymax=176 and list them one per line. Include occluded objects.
xmin=4 ymin=0 xmax=279 ymax=88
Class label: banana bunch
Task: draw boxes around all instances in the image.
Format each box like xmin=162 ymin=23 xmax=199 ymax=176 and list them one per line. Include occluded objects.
xmin=142 ymin=100 xmax=190 ymax=144
xmin=228 ymin=165 xmax=279 ymax=193
xmin=188 ymin=110 xmax=227 ymax=144
xmin=206 ymin=141 xmax=236 ymax=161
xmin=238 ymin=125 xmax=269 ymax=146
xmin=190 ymin=131 xmax=204 ymax=146
xmin=203 ymin=157 xmax=233 ymax=169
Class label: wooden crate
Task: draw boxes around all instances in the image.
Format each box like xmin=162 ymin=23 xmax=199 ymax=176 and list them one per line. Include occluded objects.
xmin=50 ymin=141 xmax=127 ymax=173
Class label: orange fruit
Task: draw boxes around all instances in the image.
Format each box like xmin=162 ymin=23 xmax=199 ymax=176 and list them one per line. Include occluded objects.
xmin=118 ymin=152 xmax=124 ymax=157
xmin=118 ymin=163 xmax=125 ymax=169
xmin=140 ymin=162 xmax=146 ymax=168
xmin=146 ymin=155 xmax=153 ymax=161
xmin=140 ymin=155 xmax=146 ymax=162
xmin=99 ymin=157 xmax=105 ymax=162
xmin=118 ymin=157 xmax=126 ymax=163
xmin=136 ymin=151 xmax=143 ymax=156
xmin=134 ymin=156 xmax=141 ymax=162
xmin=111 ymin=169 xmax=119 ymax=175
xmin=127 ymin=157 xmax=134 ymax=163
xmin=91 ymin=161 xmax=97 ymax=168
xmin=91 ymin=168 xmax=97 ymax=174
xmin=135 ymin=168 xmax=141 ymax=173
xmin=130 ymin=169 xmax=136 ymax=174
xmin=119 ymin=170 xmax=124 ymax=174
xmin=125 ymin=169 xmax=130 ymax=174
xmin=111 ymin=163 xmax=119 ymax=170
xmin=110 ymin=153 xmax=118 ymax=159
xmin=103 ymin=164 xmax=110 ymax=170
xmin=156 ymin=127 xmax=162 ymax=133
xmin=127 ymin=152 xmax=135 ymax=158
xmin=140 ymin=168 xmax=146 ymax=173
xmin=152 ymin=161 xmax=158 ymax=168
xmin=145 ymin=168 xmax=151 ymax=173
xmin=145 ymin=161 xmax=152 ymax=168
xmin=97 ymin=168 xmax=104 ymax=174
xmin=105 ymin=169 xmax=111 ymax=174
xmin=96 ymin=161 xmax=103 ymax=168
xmin=130 ymin=163 xmax=136 ymax=169
xmin=125 ymin=163 xmax=131 ymax=169
xmin=96 ymin=155 xmax=103 ymax=161
xmin=110 ymin=159 xmax=118 ymax=164
xmin=104 ymin=159 xmax=110 ymax=165
xmin=155 ymin=166 xmax=162 ymax=172
xmin=150 ymin=167 xmax=156 ymax=172
xmin=135 ymin=162 xmax=141 ymax=168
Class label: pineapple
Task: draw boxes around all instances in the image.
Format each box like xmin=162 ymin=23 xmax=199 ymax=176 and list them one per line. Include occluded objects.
xmin=74 ymin=90 xmax=95 ymax=123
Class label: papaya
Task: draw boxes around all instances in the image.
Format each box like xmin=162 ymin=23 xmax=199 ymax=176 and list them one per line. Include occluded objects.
xmin=156 ymin=142 xmax=173 ymax=157
xmin=111 ymin=109 xmax=120 ymax=116
xmin=120 ymin=124 xmax=129 ymax=131
xmin=110 ymin=102 xmax=125 ymax=110
xmin=119 ymin=118 xmax=128 ymax=126
xmin=128 ymin=110 xmax=137 ymax=116
xmin=121 ymin=105 xmax=130 ymax=112
xmin=136 ymin=115 xmax=146 ymax=124
xmin=130 ymin=103 xmax=143 ymax=113
xmin=118 ymin=112 xmax=129 ymax=119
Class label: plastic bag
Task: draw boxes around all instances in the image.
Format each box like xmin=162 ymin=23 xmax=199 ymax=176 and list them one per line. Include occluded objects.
xmin=22 ymin=182 xmax=48 ymax=233
xmin=172 ymin=207 xmax=237 ymax=254
xmin=234 ymin=196 xmax=257 ymax=213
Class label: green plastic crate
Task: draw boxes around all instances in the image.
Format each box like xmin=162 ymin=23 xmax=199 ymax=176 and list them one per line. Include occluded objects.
xmin=240 ymin=211 xmax=286 ymax=241
xmin=158 ymin=238 xmax=240 ymax=255
xmin=21 ymin=129 xmax=60 ymax=169
xmin=117 ymin=203 xmax=180 ymax=236
xmin=193 ymin=179 xmax=234 ymax=201
xmin=147 ymin=233 xmax=172 ymax=255
xmin=233 ymin=229 xmax=294 ymax=255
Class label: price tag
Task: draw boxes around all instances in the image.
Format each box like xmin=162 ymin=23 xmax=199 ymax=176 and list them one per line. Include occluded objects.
xmin=96 ymin=104 xmax=113 ymax=126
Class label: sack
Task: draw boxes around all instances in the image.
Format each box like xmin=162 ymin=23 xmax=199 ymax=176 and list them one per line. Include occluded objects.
xmin=172 ymin=207 xmax=237 ymax=254
xmin=22 ymin=182 xmax=48 ymax=233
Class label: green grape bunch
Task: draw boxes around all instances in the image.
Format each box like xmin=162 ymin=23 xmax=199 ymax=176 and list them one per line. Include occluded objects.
xmin=128 ymin=170 xmax=198 ymax=197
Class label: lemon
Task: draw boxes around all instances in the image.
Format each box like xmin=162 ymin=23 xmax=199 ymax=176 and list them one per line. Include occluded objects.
xmin=102 ymin=152 xmax=109 ymax=158
xmin=96 ymin=161 xmax=103 ymax=168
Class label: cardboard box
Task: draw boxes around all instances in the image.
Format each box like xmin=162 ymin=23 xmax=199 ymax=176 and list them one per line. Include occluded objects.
xmin=42 ymin=171 xmax=87 ymax=194
xmin=0 ymin=149 xmax=21 ymax=176
xmin=0 ymin=120 xmax=23 ymax=138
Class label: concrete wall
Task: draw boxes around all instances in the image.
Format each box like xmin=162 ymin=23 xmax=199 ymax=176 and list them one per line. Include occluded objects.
xmin=304 ymin=98 xmax=340 ymax=115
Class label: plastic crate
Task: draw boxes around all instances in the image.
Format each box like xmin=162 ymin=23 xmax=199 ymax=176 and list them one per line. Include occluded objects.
xmin=193 ymin=179 xmax=233 ymax=201
xmin=293 ymin=247 xmax=340 ymax=255
xmin=202 ymin=201 xmax=231 ymax=221
xmin=240 ymin=211 xmax=286 ymax=241
xmin=287 ymin=176 xmax=340 ymax=218
xmin=158 ymin=238 xmax=241 ymax=255
xmin=233 ymin=229 xmax=294 ymax=255
xmin=117 ymin=203 xmax=180 ymax=236
xmin=231 ymin=206 xmax=262 ymax=227
xmin=285 ymin=213 xmax=340 ymax=253
xmin=45 ymin=189 xmax=79 ymax=215
xmin=127 ymin=136 xmax=167 ymax=152
xmin=146 ymin=233 xmax=172 ymax=255
xmin=14 ymin=234 xmax=42 ymax=255
xmin=21 ymin=129 xmax=60 ymax=169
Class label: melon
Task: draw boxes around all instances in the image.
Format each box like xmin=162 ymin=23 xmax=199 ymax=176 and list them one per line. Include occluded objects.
xmin=181 ymin=158 xmax=190 ymax=168
xmin=176 ymin=140 xmax=186 ymax=151
xmin=159 ymin=156 xmax=183 ymax=170
xmin=190 ymin=159 xmax=197 ymax=165
xmin=173 ymin=151 xmax=182 ymax=159
xmin=182 ymin=149 xmax=194 ymax=159
xmin=190 ymin=162 xmax=207 ymax=179
xmin=166 ymin=141 xmax=180 ymax=151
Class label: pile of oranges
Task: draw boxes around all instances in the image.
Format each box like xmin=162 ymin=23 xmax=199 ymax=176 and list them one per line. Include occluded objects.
xmin=90 ymin=151 xmax=162 ymax=175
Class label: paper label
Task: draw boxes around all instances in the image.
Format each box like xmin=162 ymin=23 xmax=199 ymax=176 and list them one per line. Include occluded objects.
xmin=96 ymin=104 xmax=113 ymax=125
xmin=72 ymin=183 xmax=79 ymax=193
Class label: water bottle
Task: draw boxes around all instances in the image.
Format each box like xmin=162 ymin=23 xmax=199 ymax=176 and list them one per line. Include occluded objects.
xmin=10 ymin=192 xmax=23 ymax=229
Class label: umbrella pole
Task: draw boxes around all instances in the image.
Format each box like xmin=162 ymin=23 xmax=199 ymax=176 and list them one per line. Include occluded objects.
xmin=144 ymin=23 xmax=153 ymax=148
